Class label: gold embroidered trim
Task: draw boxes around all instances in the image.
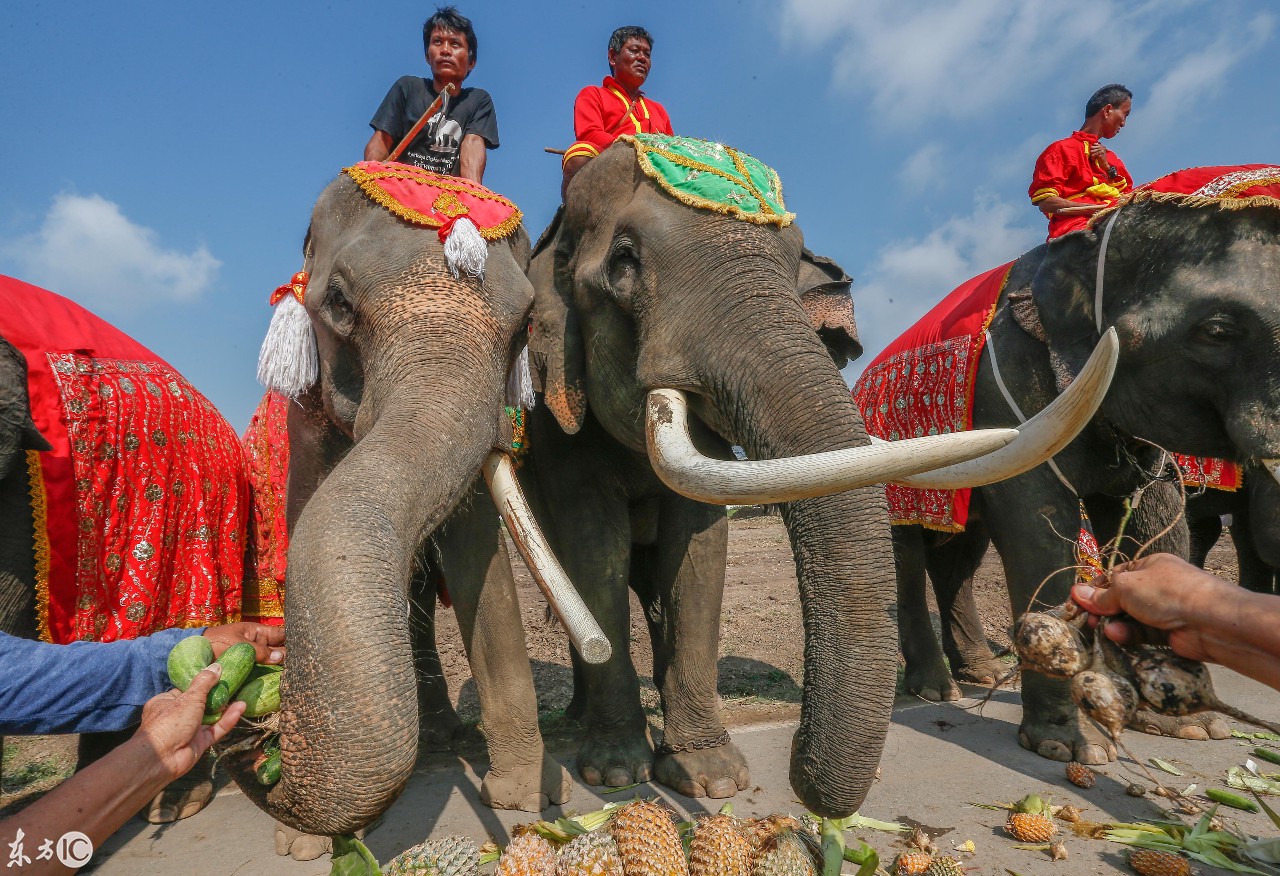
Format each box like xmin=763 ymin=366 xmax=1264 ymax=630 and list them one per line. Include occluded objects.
xmin=620 ymin=135 xmax=795 ymax=227
xmin=342 ymin=165 xmax=524 ymax=241
xmin=26 ymin=450 xmax=53 ymax=642
xmin=1091 ymin=187 xmax=1280 ymax=226
xmin=433 ymin=191 xmax=469 ymax=218
xmin=890 ymin=516 xmax=966 ymax=533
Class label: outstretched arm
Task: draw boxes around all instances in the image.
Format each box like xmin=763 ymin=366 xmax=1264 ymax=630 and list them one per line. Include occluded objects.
xmin=0 ymin=666 xmax=245 ymax=876
xmin=1072 ymin=553 xmax=1280 ymax=691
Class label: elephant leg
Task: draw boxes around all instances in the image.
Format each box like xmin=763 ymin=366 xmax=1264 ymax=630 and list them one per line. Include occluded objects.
xmin=647 ymin=495 xmax=749 ymax=800
xmin=983 ymin=477 xmax=1116 ymax=765
xmin=895 ymin=525 xmax=958 ymax=702
xmin=1187 ymin=512 xmax=1222 ymax=568
xmin=408 ymin=555 xmax=467 ymax=750
xmin=927 ymin=523 xmax=1004 ymax=686
xmin=1231 ymin=513 xmax=1277 ymax=594
xmin=436 ymin=479 xmax=571 ymax=812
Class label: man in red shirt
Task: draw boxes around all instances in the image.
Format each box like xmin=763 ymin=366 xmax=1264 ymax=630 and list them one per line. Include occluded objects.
xmin=1029 ymin=84 xmax=1133 ymax=239
xmin=562 ymin=26 xmax=673 ymax=196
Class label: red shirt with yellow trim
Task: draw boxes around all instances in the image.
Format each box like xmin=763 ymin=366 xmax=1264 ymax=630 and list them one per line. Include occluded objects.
xmin=563 ymin=75 xmax=673 ymax=164
xmin=1029 ymin=131 xmax=1133 ymax=238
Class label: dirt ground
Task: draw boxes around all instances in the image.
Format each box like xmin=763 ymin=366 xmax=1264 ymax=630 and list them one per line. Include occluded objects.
xmin=0 ymin=511 xmax=1244 ymax=814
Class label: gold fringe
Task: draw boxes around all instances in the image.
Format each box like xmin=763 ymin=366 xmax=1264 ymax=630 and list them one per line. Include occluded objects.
xmin=1091 ymin=187 xmax=1280 ymax=227
xmin=620 ymin=135 xmax=796 ymax=227
xmin=26 ymin=450 xmax=53 ymax=642
xmin=890 ymin=516 xmax=966 ymax=533
xmin=341 ymin=165 xmax=524 ymax=242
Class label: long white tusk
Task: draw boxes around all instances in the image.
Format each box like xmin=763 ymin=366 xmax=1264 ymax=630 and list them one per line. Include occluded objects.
xmin=646 ymin=391 xmax=1018 ymax=505
xmin=1264 ymin=458 xmax=1280 ymax=488
xmin=482 ymin=452 xmax=611 ymax=664
xmin=883 ymin=327 xmax=1119 ymax=489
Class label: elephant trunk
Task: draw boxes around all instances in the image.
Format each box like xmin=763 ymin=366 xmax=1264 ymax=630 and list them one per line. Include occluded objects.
xmin=226 ymin=387 xmax=501 ymax=835
xmin=712 ymin=329 xmax=898 ymax=818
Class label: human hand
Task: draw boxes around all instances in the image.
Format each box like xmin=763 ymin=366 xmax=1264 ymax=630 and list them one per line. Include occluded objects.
xmin=1071 ymin=553 xmax=1228 ymax=661
xmin=204 ymin=622 xmax=285 ymax=664
xmin=134 ymin=665 xmax=246 ymax=782
xmin=1089 ymin=141 xmax=1107 ymax=162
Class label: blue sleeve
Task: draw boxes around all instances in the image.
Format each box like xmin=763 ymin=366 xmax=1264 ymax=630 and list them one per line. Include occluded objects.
xmin=0 ymin=628 xmax=204 ymax=735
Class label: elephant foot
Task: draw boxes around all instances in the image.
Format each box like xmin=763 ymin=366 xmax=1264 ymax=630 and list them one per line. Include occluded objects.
xmin=563 ymin=692 xmax=588 ymax=723
xmin=655 ymin=738 xmax=750 ymax=799
xmin=1019 ymin=710 xmax=1117 ymax=765
xmin=1130 ymin=709 xmax=1232 ymax=741
xmin=576 ymin=727 xmax=654 ymax=787
xmin=951 ymin=655 xmax=1008 ymax=687
xmin=275 ymin=824 xmax=368 ymax=861
xmin=145 ymin=753 xmax=214 ymax=823
xmin=481 ymin=757 xmax=573 ymax=812
xmin=903 ymin=660 xmax=961 ymax=703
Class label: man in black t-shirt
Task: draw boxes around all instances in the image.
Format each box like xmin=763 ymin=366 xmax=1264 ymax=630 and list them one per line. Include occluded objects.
xmin=365 ymin=6 xmax=499 ymax=183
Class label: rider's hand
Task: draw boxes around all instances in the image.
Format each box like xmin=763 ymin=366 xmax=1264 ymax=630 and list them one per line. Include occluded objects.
xmin=204 ymin=622 xmax=285 ymax=664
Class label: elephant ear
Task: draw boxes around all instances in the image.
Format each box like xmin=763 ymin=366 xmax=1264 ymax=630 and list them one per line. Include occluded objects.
xmin=796 ymin=248 xmax=862 ymax=368
xmin=1030 ymin=229 xmax=1104 ymax=388
xmin=507 ymin=222 xmax=533 ymax=273
xmin=528 ymin=207 xmax=588 ymax=434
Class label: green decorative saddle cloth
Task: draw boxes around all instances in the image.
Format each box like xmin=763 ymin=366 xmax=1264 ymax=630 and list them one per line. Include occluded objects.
xmin=620 ymin=134 xmax=794 ymax=227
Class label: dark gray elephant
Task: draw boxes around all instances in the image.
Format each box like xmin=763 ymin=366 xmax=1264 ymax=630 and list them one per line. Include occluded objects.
xmin=519 ymin=138 xmax=1111 ymax=817
xmin=223 ymin=166 xmax=571 ymax=841
xmin=1188 ymin=465 xmax=1280 ymax=593
xmin=886 ymin=185 xmax=1280 ymax=764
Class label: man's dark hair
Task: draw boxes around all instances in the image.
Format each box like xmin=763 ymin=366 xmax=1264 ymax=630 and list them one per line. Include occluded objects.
xmin=609 ymin=25 xmax=653 ymax=56
xmin=423 ymin=6 xmax=478 ymax=62
xmin=1085 ymin=84 xmax=1132 ymax=119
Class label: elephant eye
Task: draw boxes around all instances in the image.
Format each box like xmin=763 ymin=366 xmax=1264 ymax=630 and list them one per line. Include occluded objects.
xmin=607 ymin=239 xmax=640 ymax=310
xmin=1192 ymin=316 xmax=1238 ymax=345
xmin=323 ymin=281 xmax=357 ymax=336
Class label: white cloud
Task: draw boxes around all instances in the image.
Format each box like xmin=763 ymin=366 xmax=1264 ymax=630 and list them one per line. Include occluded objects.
xmin=899 ymin=143 xmax=946 ymax=193
xmin=845 ymin=196 xmax=1042 ymax=380
xmin=2 ymin=193 xmax=219 ymax=312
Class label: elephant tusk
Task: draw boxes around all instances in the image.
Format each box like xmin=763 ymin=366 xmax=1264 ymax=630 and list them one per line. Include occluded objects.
xmin=482 ymin=452 xmax=612 ymax=664
xmin=645 ymin=390 xmax=1018 ymax=505
xmin=883 ymin=327 xmax=1119 ymax=489
xmin=1264 ymin=458 xmax=1280 ymax=488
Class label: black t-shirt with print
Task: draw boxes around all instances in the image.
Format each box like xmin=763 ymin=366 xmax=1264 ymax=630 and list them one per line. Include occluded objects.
xmin=369 ymin=76 xmax=500 ymax=176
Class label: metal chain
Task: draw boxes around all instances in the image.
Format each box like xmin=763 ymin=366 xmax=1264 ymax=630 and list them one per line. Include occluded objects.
xmin=655 ymin=730 xmax=731 ymax=755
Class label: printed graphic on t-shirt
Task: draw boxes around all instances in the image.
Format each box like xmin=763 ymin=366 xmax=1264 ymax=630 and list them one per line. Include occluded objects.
xmin=405 ymin=109 xmax=464 ymax=175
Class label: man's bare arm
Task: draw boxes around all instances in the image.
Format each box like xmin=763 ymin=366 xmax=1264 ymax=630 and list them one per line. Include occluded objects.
xmin=364 ymin=130 xmax=393 ymax=162
xmin=1035 ymin=195 xmax=1104 ymax=216
xmin=458 ymin=133 xmax=487 ymax=184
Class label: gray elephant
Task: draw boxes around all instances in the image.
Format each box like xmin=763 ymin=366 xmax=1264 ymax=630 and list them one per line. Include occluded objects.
xmin=1187 ymin=464 xmax=1280 ymax=593
xmin=873 ymin=167 xmax=1280 ymax=764
xmin=223 ymin=162 xmax=572 ymax=841
xmin=520 ymin=135 xmax=1111 ymax=817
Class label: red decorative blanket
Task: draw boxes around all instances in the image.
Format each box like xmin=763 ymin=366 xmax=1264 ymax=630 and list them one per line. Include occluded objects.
xmin=1 ymin=275 xmax=248 ymax=643
xmin=241 ymin=391 xmax=290 ymax=623
xmin=852 ymin=262 xmax=1013 ymax=531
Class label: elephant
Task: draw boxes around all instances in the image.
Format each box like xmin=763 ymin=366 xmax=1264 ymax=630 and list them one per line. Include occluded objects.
xmin=0 ymin=274 xmax=255 ymax=824
xmin=221 ymin=163 xmax=572 ymax=842
xmin=1187 ymin=464 xmax=1280 ymax=593
xmin=879 ymin=175 xmax=1280 ymax=765
xmin=519 ymin=135 xmax=1114 ymax=817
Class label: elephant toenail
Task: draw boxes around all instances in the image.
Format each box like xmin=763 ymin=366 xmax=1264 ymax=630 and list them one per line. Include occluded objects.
xmin=707 ymin=778 xmax=738 ymax=798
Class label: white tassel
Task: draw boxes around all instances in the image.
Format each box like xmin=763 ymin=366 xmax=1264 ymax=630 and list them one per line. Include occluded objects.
xmin=506 ymin=345 xmax=536 ymax=410
xmin=256 ymin=294 xmax=318 ymax=398
xmin=444 ymin=215 xmax=488 ymax=280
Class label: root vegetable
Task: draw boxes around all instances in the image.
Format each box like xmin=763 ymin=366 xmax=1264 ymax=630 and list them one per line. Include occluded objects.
xmin=1014 ymin=613 xmax=1092 ymax=679
xmin=1070 ymin=669 xmax=1139 ymax=739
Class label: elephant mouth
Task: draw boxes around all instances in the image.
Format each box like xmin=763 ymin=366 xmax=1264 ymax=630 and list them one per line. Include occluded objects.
xmin=646 ymin=328 xmax=1119 ymax=504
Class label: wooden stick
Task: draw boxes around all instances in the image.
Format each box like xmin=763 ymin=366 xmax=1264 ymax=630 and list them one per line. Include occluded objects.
xmin=481 ymin=451 xmax=612 ymax=664
xmin=544 ymin=147 xmax=567 ymax=155
xmin=387 ymin=82 xmax=458 ymax=163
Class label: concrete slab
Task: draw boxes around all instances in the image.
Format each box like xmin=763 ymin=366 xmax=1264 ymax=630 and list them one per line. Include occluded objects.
xmin=92 ymin=667 xmax=1280 ymax=875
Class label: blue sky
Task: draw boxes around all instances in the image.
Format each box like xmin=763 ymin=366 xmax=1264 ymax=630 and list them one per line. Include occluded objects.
xmin=2 ymin=1 xmax=1276 ymax=430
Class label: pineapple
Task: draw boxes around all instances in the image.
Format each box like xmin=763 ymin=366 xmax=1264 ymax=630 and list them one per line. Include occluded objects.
xmin=556 ymin=831 xmax=624 ymax=876
xmin=1065 ymin=762 xmax=1096 ymax=788
xmin=754 ymin=827 xmax=816 ymax=876
xmin=1006 ymin=811 xmax=1057 ymax=842
xmin=688 ymin=814 xmax=753 ymax=876
xmin=385 ymin=835 xmax=479 ymax=876
xmin=1128 ymin=849 xmax=1191 ymax=876
xmin=745 ymin=815 xmax=801 ymax=854
xmin=497 ymin=833 xmax=558 ymax=876
xmin=924 ymin=856 xmax=966 ymax=876
xmin=610 ymin=800 xmax=689 ymax=876
xmin=893 ymin=850 xmax=933 ymax=875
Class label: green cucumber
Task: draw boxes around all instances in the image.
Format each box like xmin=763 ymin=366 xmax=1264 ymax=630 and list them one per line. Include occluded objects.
xmin=201 ymin=711 xmax=223 ymax=726
xmin=167 ymin=635 xmax=214 ymax=691
xmin=1254 ymin=747 xmax=1280 ymax=766
xmin=256 ymin=749 xmax=282 ymax=786
xmin=1206 ymin=788 xmax=1260 ymax=812
xmin=234 ymin=671 xmax=282 ymax=717
xmin=205 ymin=642 xmax=256 ymax=714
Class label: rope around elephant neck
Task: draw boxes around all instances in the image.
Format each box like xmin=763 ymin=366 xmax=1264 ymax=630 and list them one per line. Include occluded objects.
xmin=1094 ymin=207 xmax=1124 ymax=336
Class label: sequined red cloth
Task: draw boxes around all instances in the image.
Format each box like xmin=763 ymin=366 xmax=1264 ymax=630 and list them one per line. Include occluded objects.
xmin=853 ymin=262 xmax=1013 ymax=531
xmin=1 ymin=275 xmax=248 ymax=643
xmin=241 ymin=391 xmax=290 ymax=623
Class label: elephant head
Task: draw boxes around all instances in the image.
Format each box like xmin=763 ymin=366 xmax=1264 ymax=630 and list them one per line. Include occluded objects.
xmin=0 ymin=338 xmax=51 ymax=481
xmin=1032 ymin=196 xmax=1280 ymax=474
xmin=226 ymin=167 xmax=536 ymax=834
